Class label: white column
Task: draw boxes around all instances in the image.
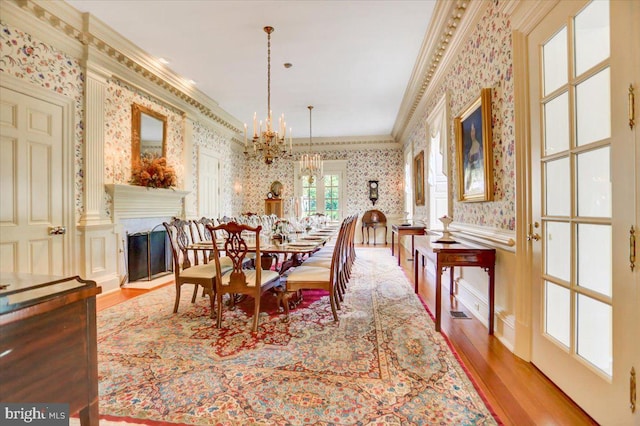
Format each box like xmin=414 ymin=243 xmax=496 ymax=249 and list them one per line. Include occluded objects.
xmin=79 ymin=68 xmax=109 ymax=226
xmin=77 ymin=65 xmax=119 ymax=292
xmin=183 ymin=116 xmax=197 ymax=219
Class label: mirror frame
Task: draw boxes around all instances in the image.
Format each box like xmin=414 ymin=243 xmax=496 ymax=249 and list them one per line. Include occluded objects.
xmin=131 ymin=103 xmax=167 ymax=167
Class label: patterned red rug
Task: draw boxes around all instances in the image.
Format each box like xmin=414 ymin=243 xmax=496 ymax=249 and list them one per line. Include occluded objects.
xmin=97 ymin=248 xmax=499 ymax=425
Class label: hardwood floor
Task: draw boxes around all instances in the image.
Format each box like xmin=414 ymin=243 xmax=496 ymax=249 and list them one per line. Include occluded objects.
xmin=392 ymin=243 xmax=597 ymax=426
xmin=97 ymin=244 xmax=597 ymax=426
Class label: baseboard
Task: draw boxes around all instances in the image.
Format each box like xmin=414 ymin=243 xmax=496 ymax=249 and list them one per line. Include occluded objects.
xmin=454 ymin=277 xmax=515 ymax=351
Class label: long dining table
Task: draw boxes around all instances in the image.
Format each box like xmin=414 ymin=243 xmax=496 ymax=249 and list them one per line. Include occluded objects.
xmin=187 ymin=227 xmax=338 ymax=275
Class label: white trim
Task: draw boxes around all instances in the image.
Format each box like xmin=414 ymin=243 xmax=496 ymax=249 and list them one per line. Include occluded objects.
xmin=0 ymin=73 xmax=77 ymax=276
xmin=449 ymin=222 xmax=516 ymax=251
xmin=294 ymin=160 xmax=347 ymax=219
xmin=105 ymin=184 xmax=189 ymax=222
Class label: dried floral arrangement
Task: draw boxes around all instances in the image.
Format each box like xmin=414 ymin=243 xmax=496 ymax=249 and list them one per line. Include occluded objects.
xmin=130 ymin=155 xmax=177 ymax=189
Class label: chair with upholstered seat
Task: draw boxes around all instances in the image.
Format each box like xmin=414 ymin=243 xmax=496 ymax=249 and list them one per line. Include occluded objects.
xmin=207 ymin=221 xmax=282 ymax=332
xmin=280 ymin=217 xmax=346 ymax=323
xmin=164 ymin=219 xmax=232 ymax=318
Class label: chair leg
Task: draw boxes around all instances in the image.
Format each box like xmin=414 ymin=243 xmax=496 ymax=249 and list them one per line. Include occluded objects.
xmin=191 ymin=285 xmax=198 ymax=303
xmin=207 ymin=288 xmax=215 ymax=319
xmin=173 ymin=283 xmax=181 ymax=313
xmin=216 ymin=292 xmax=223 ymax=328
xmin=329 ymin=289 xmax=339 ymax=321
xmin=252 ymin=297 xmax=260 ymax=332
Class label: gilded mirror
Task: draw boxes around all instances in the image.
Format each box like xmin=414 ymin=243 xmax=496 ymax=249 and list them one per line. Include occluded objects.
xmin=131 ymin=103 xmax=167 ymax=166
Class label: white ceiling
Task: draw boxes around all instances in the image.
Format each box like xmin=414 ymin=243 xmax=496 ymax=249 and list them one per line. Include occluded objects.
xmin=66 ymin=0 xmax=436 ymax=140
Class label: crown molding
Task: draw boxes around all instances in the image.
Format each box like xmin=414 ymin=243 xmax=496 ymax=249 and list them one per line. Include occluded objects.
xmin=393 ymin=0 xmax=476 ymax=143
xmin=4 ymin=0 xmax=244 ymax=136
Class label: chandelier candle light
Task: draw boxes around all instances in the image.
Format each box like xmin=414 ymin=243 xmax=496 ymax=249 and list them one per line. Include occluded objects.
xmin=244 ymin=26 xmax=291 ymax=165
xmin=299 ymin=105 xmax=323 ymax=184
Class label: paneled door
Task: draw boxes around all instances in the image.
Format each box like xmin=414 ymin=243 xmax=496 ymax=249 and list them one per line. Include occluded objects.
xmin=198 ymin=147 xmax=221 ymax=220
xmin=0 ymin=87 xmax=65 ymax=275
xmin=528 ymin=1 xmax=638 ymax=424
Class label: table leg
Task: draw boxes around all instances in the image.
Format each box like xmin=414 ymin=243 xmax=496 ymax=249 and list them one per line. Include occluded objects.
xmin=362 ymin=226 xmax=365 ymax=244
xmin=391 ymin=231 xmax=395 ymax=256
xmin=408 ymin=235 xmax=415 ymax=261
xmin=397 ymin=233 xmax=402 ymax=266
xmin=413 ymin=249 xmax=419 ymax=293
xmin=449 ymin=266 xmax=454 ymax=296
xmin=435 ymin=258 xmax=442 ymax=332
xmin=488 ymin=266 xmax=495 ymax=335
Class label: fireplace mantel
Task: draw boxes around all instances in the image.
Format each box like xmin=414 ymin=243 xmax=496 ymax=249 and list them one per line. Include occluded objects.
xmin=105 ymin=184 xmax=189 ymax=221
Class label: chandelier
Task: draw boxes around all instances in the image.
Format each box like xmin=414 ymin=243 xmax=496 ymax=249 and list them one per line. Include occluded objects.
xmin=299 ymin=105 xmax=323 ymax=184
xmin=244 ymin=26 xmax=291 ymax=165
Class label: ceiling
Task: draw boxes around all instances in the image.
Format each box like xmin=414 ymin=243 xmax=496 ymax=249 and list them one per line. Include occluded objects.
xmin=66 ymin=1 xmax=436 ymax=140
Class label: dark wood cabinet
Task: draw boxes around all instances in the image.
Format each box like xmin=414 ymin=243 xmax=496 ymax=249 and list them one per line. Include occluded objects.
xmin=0 ymin=274 xmax=102 ymax=425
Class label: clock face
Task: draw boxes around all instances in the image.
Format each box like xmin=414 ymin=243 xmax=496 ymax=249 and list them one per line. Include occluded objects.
xmin=267 ymin=192 xmax=274 ymax=199
xmin=370 ymin=181 xmax=378 ymax=189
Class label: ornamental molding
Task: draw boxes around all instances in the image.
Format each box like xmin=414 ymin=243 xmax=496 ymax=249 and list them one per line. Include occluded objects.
xmin=6 ymin=0 xmax=242 ymax=135
xmin=105 ymin=184 xmax=189 ymax=222
xmin=393 ymin=0 xmax=478 ymax=143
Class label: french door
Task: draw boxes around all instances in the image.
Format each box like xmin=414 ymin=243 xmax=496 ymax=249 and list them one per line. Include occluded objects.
xmin=298 ymin=160 xmax=346 ymax=220
xmin=529 ymin=1 xmax=638 ymax=424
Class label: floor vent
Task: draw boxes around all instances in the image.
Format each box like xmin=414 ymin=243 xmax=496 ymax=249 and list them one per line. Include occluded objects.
xmin=450 ymin=311 xmax=471 ymax=319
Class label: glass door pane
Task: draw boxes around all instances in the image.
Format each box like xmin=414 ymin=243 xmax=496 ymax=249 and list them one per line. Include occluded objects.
xmin=539 ymin=0 xmax=613 ymax=378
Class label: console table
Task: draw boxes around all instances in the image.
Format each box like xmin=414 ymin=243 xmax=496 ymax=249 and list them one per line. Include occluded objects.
xmin=361 ymin=209 xmax=387 ymax=245
xmin=391 ymin=224 xmax=426 ymax=266
xmin=414 ymin=240 xmax=496 ymax=335
xmin=0 ymin=274 xmax=102 ymax=425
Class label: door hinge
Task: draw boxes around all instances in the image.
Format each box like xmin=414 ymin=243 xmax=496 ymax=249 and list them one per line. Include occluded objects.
xmin=631 ymin=226 xmax=636 ymax=272
xmin=629 ymin=84 xmax=635 ymax=130
xmin=631 ymin=367 xmax=636 ymax=413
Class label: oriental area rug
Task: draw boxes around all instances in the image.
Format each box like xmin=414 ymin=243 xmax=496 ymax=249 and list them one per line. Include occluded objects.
xmin=95 ymin=248 xmax=500 ymax=425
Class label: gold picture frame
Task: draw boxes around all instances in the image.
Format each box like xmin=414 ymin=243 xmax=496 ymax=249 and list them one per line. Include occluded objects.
xmin=455 ymin=88 xmax=493 ymax=202
xmin=413 ymin=150 xmax=425 ymax=206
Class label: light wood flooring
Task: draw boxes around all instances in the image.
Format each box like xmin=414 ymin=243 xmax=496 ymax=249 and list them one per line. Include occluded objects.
xmin=97 ymin=244 xmax=597 ymax=426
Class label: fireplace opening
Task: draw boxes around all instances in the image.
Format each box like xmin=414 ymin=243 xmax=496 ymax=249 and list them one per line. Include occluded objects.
xmin=127 ymin=226 xmax=172 ymax=282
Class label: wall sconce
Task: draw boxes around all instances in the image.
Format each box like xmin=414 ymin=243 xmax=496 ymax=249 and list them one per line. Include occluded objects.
xmin=368 ymin=180 xmax=379 ymax=206
xmin=233 ymin=182 xmax=242 ymax=195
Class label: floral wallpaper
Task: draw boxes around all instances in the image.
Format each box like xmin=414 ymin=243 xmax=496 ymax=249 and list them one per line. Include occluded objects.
xmin=0 ymin=23 xmax=85 ymax=219
xmin=241 ymin=147 xmax=404 ymax=219
xmin=103 ymin=79 xmax=185 ymax=217
xmin=408 ymin=2 xmax=515 ymax=230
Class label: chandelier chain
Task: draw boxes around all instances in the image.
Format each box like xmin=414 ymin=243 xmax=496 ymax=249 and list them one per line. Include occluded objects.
xmin=267 ymin=27 xmax=271 ymax=115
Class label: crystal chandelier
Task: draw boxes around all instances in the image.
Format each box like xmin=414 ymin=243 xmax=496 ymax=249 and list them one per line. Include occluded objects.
xmin=243 ymin=26 xmax=291 ymax=165
xmin=299 ymin=105 xmax=323 ymax=184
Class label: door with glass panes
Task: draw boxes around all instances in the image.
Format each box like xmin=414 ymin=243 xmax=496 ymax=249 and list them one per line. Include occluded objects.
xmin=299 ymin=161 xmax=345 ymax=220
xmin=528 ymin=1 xmax=638 ymax=424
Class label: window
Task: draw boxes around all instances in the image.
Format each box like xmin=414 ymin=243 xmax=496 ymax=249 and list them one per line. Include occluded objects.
xmin=301 ymin=177 xmax=317 ymax=215
xmin=296 ymin=160 xmax=347 ymax=220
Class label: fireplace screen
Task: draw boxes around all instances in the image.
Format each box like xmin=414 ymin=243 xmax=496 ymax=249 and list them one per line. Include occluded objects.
xmin=127 ymin=230 xmax=171 ymax=282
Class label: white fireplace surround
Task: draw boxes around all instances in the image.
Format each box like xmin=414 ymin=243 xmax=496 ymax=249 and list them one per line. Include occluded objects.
xmin=105 ymin=184 xmax=190 ymax=222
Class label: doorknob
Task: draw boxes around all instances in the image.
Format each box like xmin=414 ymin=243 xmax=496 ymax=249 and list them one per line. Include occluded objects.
xmin=48 ymin=226 xmax=66 ymax=235
xmin=527 ymin=223 xmax=541 ymax=241
xmin=527 ymin=233 xmax=541 ymax=241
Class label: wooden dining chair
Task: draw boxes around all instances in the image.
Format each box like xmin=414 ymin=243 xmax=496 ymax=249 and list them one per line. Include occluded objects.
xmin=207 ymin=221 xmax=282 ymax=332
xmin=163 ymin=219 xmax=221 ymax=317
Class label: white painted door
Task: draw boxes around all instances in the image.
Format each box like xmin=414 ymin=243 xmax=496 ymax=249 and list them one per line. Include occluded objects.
xmin=0 ymin=87 xmax=65 ymax=275
xmin=529 ymin=1 xmax=638 ymax=424
xmin=428 ymin=130 xmax=448 ymax=230
xmin=198 ymin=148 xmax=221 ymax=219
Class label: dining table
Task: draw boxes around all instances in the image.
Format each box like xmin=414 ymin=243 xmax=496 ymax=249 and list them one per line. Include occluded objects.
xmin=187 ymin=226 xmax=338 ymax=275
